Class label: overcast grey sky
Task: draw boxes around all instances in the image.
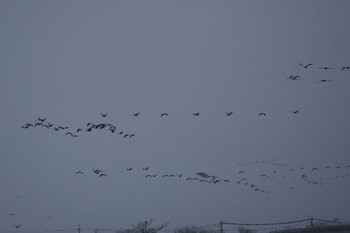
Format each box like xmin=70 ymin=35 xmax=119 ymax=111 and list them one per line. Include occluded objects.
xmin=1 ymin=0 xmax=350 ymax=232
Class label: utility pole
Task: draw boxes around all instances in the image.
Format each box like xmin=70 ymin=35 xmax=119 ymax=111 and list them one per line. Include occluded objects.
xmin=310 ymin=217 xmax=314 ymax=230
xmin=219 ymin=221 xmax=224 ymax=233
xmin=77 ymin=225 xmax=81 ymax=233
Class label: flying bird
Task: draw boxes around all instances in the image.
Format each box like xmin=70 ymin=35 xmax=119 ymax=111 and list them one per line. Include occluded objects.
xmin=13 ymin=225 xmax=21 ymax=229
xmin=299 ymin=63 xmax=313 ymax=69
xmin=142 ymin=167 xmax=150 ymax=171
xmin=160 ymin=113 xmax=169 ymax=117
xmin=317 ymin=66 xmax=334 ymax=70
xmin=341 ymin=66 xmax=350 ymax=70
xmin=259 ymin=112 xmax=267 ymax=116
xmin=109 ymin=126 xmax=116 ymax=133
xmin=99 ymin=173 xmax=107 ymax=177
xmin=193 ymin=113 xmax=200 ymax=116
xmin=287 ymin=75 xmax=301 ymax=80
xmin=225 ymin=111 xmax=234 ymax=116
xmin=100 ymin=113 xmax=108 ymax=117
xmin=316 ymin=79 xmax=332 ymax=83
xmin=129 ymin=134 xmax=135 ymax=138
xmin=93 ymin=169 xmax=102 ymax=174
xmin=37 ymin=117 xmax=47 ymax=122
xmin=291 ymin=109 xmax=299 ymax=114
xmin=126 ymin=168 xmax=132 ymax=171
xmin=75 ymin=171 xmax=84 ymax=175
xmin=21 ymin=123 xmax=33 ymax=128
xmin=238 ymin=171 xmax=245 ymax=174
xmin=132 ymin=112 xmax=140 ymax=116
xmin=77 ymin=128 xmax=83 ymax=133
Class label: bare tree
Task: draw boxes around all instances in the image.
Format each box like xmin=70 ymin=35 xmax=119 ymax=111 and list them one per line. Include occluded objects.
xmin=174 ymin=226 xmax=219 ymax=233
xmin=237 ymin=227 xmax=256 ymax=233
xmin=121 ymin=219 xmax=169 ymax=233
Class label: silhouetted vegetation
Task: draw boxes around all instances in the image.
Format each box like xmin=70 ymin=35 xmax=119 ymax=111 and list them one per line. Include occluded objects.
xmin=237 ymin=227 xmax=257 ymax=233
xmin=120 ymin=220 xmax=169 ymax=233
xmin=174 ymin=226 xmax=219 ymax=233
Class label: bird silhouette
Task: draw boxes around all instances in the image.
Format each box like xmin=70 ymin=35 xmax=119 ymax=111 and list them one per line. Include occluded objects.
xmin=259 ymin=112 xmax=267 ymax=116
xmin=126 ymin=168 xmax=132 ymax=171
xmin=8 ymin=213 xmax=14 ymax=216
xmin=142 ymin=167 xmax=150 ymax=171
xmin=37 ymin=117 xmax=47 ymax=122
xmin=13 ymin=225 xmax=21 ymax=229
xmin=316 ymin=79 xmax=332 ymax=83
xmin=225 ymin=111 xmax=234 ymax=116
xmin=77 ymin=128 xmax=82 ymax=133
xmin=193 ymin=113 xmax=200 ymax=116
xmin=21 ymin=123 xmax=33 ymax=128
xmin=132 ymin=112 xmax=140 ymax=116
xmin=238 ymin=171 xmax=245 ymax=174
xmin=299 ymin=63 xmax=313 ymax=69
xmin=99 ymin=173 xmax=107 ymax=177
xmin=287 ymin=75 xmax=301 ymax=80
xmin=317 ymin=67 xmax=334 ymax=70
xmin=75 ymin=171 xmax=84 ymax=175
xmin=109 ymin=126 xmax=116 ymax=133
xmin=291 ymin=110 xmax=299 ymax=114
xmin=129 ymin=134 xmax=135 ymax=138
xmin=93 ymin=169 xmax=102 ymax=174
xmin=160 ymin=113 xmax=169 ymax=117
xmin=100 ymin=113 xmax=108 ymax=117
xmin=341 ymin=66 xmax=350 ymax=70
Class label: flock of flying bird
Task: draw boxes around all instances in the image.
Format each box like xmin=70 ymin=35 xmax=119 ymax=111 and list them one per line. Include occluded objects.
xmin=21 ymin=114 xmax=136 ymax=139
xmin=287 ymin=62 xmax=349 ymax=83
xmin=71 ymin=159 xmax=350 ymax=195
xmin=21 ymin=62 xmax=350 ymax=136
xmin=21 ymin=108 xmax=298 ymax=138
xmin=14 ymin=62 xmax=350 ymax=229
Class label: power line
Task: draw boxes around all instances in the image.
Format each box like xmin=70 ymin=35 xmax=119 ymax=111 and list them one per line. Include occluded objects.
xmin=220 ymin=217 xmax=341 ymax=227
